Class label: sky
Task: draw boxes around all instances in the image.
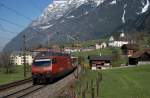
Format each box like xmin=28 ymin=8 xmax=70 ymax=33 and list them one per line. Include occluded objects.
xmin=0 ymin=0 xmax=53 ymax=51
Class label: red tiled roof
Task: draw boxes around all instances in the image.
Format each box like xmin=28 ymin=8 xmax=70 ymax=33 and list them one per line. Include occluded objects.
xmin=32 ymin=48 xmax=50 ymax=52
xmin=131 ymin=48 xmax=150 ymax=58
xmin=88 ymin=55 xmax=112 ymax=61
xmin=131 ymin=51 xmax=144 ymax=58
xmin=144 ymin=48 xmax=150 ymax=53
xmin=121 ymin=44 xmax=139 ymax=50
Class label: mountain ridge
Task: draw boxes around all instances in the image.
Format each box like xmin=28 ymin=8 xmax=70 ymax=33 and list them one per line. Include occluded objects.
xmin=3 ymin=0 xmax=150 ymax=52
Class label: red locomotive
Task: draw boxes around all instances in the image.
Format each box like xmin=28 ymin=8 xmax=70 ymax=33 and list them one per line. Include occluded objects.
xmin=32 ymin=51 xmax=76 ymax=85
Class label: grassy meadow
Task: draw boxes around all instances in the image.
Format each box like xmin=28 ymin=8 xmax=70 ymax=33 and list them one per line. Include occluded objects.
xmin=0 ymin=65 xmax=31 ymax=85
xmin=74 ymin=65 xmax=150 ymax=98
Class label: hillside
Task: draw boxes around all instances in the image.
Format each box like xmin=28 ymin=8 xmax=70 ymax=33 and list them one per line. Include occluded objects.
xmin=4 ymin=0 xmax=150 ymax=52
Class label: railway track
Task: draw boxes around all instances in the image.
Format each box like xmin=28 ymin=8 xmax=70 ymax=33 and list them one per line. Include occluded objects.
xmin=0 ymin=66 xmax=81 ymax=98
xmin=1 ymin=85 xmax=46 ymax=98
xmin=0 ymin=78 xmax=32 ymax=92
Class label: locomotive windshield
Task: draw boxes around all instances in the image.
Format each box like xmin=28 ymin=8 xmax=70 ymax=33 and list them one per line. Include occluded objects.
xmin=33 ymin=59 xmax=52 ymax=67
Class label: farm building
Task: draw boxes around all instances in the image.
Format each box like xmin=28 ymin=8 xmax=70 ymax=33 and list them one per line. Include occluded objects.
xmin=10 ymin=51 xmax=33 ymax=65
xmin=121 ymin=44 xmax=139 ymax=57
xmin=95 ymin=42 xmax=107 ymax=49
xmin=31 ymin=47 xmax=52 ymax=57
xmin=88 ymin=55 xmax=112 ymax=70
xmin=129 ymin=49 xmax=150 ymax=65
xmin=108 ymin=33 xmax=129 ymax=47
xmin=31 ymin=48 xmax=50 ymax=52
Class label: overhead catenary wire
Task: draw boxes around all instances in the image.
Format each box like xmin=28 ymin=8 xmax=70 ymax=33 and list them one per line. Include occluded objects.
xmin=0 ymin=1 xmax=33 ymax=21
xmin=0 ymin=1 xmax=47 ymax=51
xmin=0 ymin=25 xmax=16 ymax=39
xmin=0 ymin=1 xmax=53 ymax=35
xmin=0 ymin=18 xmax=39 ymax=44
xmin=0 ymin=18 xmax=25 ymax=28
xmin=27 ymin=0 xmax=43 ymax=12
xmin=0 ymin=24 xmax=18 ymax=35
xmin=0 ymin=34 xmax=12 ymax=40
xmin=0 ymin=1 xmax=43 ymax=34
xmin=0 ymin=1 xmax=55 ymax=44
xmin=0 ymin=17 xmax=42 ymax=35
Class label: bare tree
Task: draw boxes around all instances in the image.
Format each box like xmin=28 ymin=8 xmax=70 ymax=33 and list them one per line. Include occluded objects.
xmin=0 ymin=52 xmax=15 ymax=74
xmin=0 ymin=53 xmax=2 ymax=72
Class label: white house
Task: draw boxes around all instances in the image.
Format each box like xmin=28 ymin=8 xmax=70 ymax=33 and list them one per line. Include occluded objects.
xmin=108 ymin=33 xmax=129 ymax=47
xmin=96 ymin=42 xmax=107 ymax=49
xmin=64 ymin=47 xmax=81 ymax=53
xmin=10 ymin=52 xmax=33 ymax=65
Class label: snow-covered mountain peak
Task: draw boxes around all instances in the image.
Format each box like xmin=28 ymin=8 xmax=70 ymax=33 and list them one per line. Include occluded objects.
xmin=31 ymin=0 xmax=106 ymax=26
xmin=53 ymin=0 xmax=68 ymax=4
xmin=5 ymin=0 xmax=150 ymax=52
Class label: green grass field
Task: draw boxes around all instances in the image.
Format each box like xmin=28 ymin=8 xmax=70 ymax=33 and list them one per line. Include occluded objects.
xmin=0 ymin=66 xmax=31 ymax=85
xmin=74 ymin=65 xmax=150 ymax=98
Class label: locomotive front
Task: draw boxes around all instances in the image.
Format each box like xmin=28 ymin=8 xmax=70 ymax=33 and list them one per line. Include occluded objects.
xmin=32 ymin=58 xmax=53 ymax=84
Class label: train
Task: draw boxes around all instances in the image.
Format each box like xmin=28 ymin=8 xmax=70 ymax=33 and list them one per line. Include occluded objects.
xmin=31 ymin=51 xmax=77 ymax=85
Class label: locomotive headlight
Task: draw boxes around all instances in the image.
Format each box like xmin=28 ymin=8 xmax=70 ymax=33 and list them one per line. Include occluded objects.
xmin=44 ymin=67 xmax=52 ymax=71
xmin=43 ymin=67 xmax=52 ymax=74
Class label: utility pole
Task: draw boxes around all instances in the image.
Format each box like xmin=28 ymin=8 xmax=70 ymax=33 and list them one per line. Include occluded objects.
xmin=23 ymin=34 xmax=26 ymax=78
xmin=48 ymin=34 xmax=50 ymax=47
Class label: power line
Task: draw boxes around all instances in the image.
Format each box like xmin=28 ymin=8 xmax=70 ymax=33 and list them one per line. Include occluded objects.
xmin=23 ymin=34 xmax=27 ymax=77
xmin=0 ymin=1 xmax=49 ymax=42
xmin=28 ymin=0 xmax=43 ymax=12
xmin=0 ymin=35 xmax=12 ymax=40
xmin=0 ymin=18 xmax=25 ymax=28
xmin=0 ymin=1 xmax=49 ymax=36
xmin=0 ymin=1 xmax=43 ymax=34
xmin=0 ymin=24 xmax=18 ymax=35
xmin=0 ymin=17 xmax=41 ymax=35
xmin=0 ymin=1 xmax=33 ymax=21
xmin=0 ymin=25 xmax=14 ymax=39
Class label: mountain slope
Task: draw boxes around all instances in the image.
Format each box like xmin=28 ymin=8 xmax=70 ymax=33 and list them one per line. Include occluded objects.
xmin=4 ymin=0 xmax=150 ymax=52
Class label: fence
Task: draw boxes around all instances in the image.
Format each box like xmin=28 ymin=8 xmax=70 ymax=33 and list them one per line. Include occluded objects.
xmin=58 ymin=68 xmax=103 ymax=98
xmin=77 ymin=72 xmax=103 ymax=98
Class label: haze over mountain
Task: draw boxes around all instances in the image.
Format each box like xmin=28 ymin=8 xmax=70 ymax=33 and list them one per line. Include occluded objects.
xmin=4 ymin=0 xmax=150 ymax=52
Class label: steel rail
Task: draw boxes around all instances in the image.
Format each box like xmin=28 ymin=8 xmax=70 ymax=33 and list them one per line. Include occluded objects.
xmin=1 ymin=85 xmax=46 ymax=98
xmin=0 ymin=78 xmax=32 ymax=92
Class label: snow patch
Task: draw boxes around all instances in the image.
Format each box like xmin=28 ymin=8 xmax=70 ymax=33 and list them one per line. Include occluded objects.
xmin=141 ymin=0 xmax=145 ymax=6
xmin=140 ymin=0 xmax=150 ymax=13
xmin=60 ymin=20 xmax=65 ymax=23
xmin=122 ymin=4 xmax=127 ymax=23
xmin=110 ymin=0 xmax=117 ymax=5
xmin=40 ymin=24 xmax=54 ymax=29
xmin=84 ymin=11 xmax=89 ymax=15
xmin=66 ymin=15 xmax=75 ymax=19
xmin=96 ymin=0 xmax=105 ymax=6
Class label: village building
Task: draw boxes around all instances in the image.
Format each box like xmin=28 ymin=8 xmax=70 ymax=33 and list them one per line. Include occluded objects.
xmin=31 ymin=47 xmax=50 ymax=52
xmin=31 ymin=47 xmax=52 ymax=57
xmin=108 ymin=33 xmax=129 ymax=47
xmin=95 ymin=42 xmax=107 ymax=49
xmin=64 ymin=43 xmax=82 ymax=53
xmin=129 ymin=49 xmax=150 ymax=65
xmin=64 ymin=47 xmax=81 ymax=53
xmin=88 ymin=55 xmax=112 ymax=70
xmin=31 ymin=47 xmax=63 ymax=57
xmin=121 ymin=44 xmax=139 ymax=57
xmin=10 ymin=51 xmax=33 ymax=65
xmin=51 ymin=44 xmax=61 ymax=51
